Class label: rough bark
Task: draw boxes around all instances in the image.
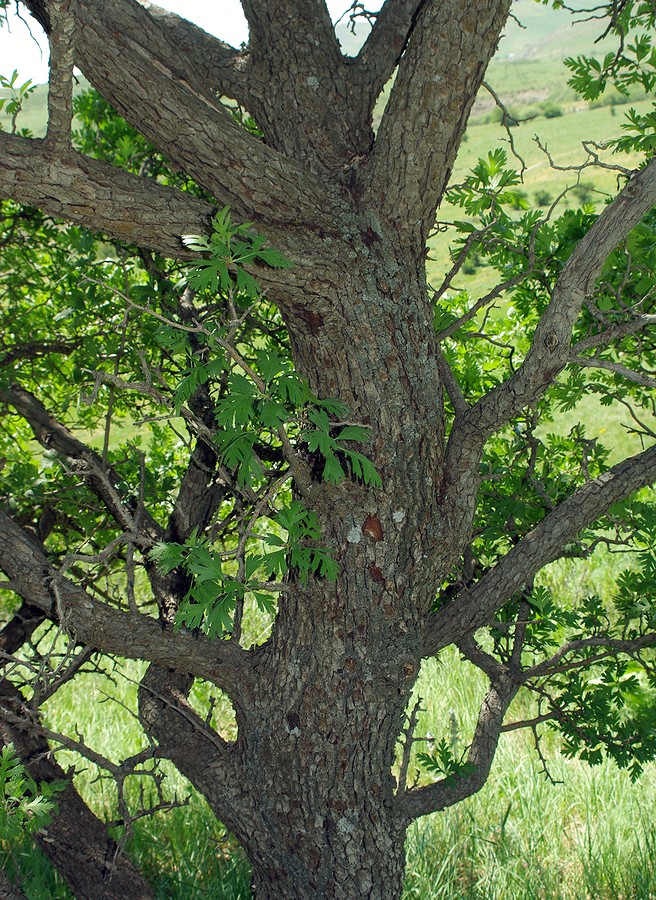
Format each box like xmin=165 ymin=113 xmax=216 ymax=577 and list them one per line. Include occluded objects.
xmin=0 ymin=132 xmax=215 ymax=260
xmin=0 ymin=867 xmax=29 ymax=900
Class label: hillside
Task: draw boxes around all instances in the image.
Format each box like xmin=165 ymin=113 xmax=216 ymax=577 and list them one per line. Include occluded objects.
xmin=335 ymin=1 xmax=623 ymax=115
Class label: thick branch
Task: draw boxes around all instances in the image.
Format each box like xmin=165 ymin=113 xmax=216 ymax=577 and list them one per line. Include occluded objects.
xmin=424 ymin=442 xmax=656 ymax=656
xmin=241 ymin=0 xmax=338 ymax=57
xmin=137 ymin=665 xmax=252 ymax=832
xmin=239 ymin=0 xmax=369 ymax=168
xmin=132 ymin=1 xmax=249 ymax=105
xmin=24 ymin=0 xmax=248 ymax=107
xmin=0 ymin=132 xmax=214 ymax=260
xmin=365 ymin=0 xmax=511 ymax=242
xmin=45 ymin=0 xmax=76 ymax=150
xmin=353 ymin=0 xmax=425 ymax=116
xmin=398 ymin=669 xmax=519 ymax=819
xmin=439 ymin=157 xmax=656 ymax=566
xmin=0 ymin=510 xmax=253 ymax=699
xmin=57 ymin=0 xmax=341 ymax=239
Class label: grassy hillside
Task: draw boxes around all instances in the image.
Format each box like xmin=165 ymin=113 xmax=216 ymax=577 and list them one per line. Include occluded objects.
xmin=0 ymin=75 xmax=90 ymax=137
xmin=335 ymin=0 xmax=605 ymax=59
xmin=496 ymin=0 xmax=616 ymax=60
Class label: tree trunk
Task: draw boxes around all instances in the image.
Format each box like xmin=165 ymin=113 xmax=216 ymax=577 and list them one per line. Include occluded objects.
xmin=236 ymin=590 xmax=415 ymax=899
xmin=215 ymin=237 xmax=443 ymax=897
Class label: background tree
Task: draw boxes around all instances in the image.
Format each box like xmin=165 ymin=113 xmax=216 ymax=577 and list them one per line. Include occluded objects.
xmin=1 ymin=0 xmax=656 ymax=897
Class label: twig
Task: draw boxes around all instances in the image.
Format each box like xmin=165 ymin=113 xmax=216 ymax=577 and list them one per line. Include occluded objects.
xmin=397 ymin=696 xmax=423 ymax=795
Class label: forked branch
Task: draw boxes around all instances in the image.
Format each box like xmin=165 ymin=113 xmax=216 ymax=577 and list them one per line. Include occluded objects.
xmin=398 ymin=669 xmax=519 ymax=819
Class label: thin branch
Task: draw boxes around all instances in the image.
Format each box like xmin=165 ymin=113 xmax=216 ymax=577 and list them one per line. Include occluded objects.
xmin=436 ymin=351 xmax=468 ymax=417
xmin=137 ymin=665 xmax=252 ymax=834
xmin=0 ymin=383 xmax=163 ymax=547
xmin=0 ymin=678 xmax=155 ymax=899
xmin=481 ymin=81 xmax=528 ymax=177
xmin=469 ymin=157 xmax=656 ymax=439
xmin=571 ymin=354 xmax=656 ymax=388
xmin=396 ymin=695 xmax=423 ymax=795
xmin=437 ymin=157 xmax=656 ymax=566
xmin=571 ymin=313 xmax=656 ymax=354
xmin=456 ymin=634 xmax=504 ymax=679
xmin=521 ymin=632 xmax=656 ymax=681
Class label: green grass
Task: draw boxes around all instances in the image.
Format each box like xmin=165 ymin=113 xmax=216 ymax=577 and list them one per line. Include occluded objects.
xmin=402 ymin=544 xmax=656 ymax=898
xmin=7 ymin=622 xmax=656 ymax=899
xmin=403 ymin=652 xmax=656 ymax=900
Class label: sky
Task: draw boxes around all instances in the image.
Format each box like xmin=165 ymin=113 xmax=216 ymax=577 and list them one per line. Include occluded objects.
xmin=0 ymin=1 xmax=383 ymax=84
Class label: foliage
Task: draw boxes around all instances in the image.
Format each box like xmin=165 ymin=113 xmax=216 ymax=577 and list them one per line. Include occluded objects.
xmin=0 ymin=69 xmax=36 ymax=135
xmin=0 ymin=744 xmax=61 ymax=842
xmin=416 ymin=739 xmax=477 ymax=788
xmin=148 ymin=207 xmax=380 ymax=636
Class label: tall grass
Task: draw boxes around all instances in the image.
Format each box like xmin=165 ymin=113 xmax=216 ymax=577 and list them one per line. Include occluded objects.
xmin=402 ymin=544 xmax=656 ymax=899
xmin=403 ymin=649 xmax=656 ymax=900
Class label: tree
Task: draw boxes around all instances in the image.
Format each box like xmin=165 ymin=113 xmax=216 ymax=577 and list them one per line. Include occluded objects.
xmin=1 ymin=0 xmax=656 ymax=896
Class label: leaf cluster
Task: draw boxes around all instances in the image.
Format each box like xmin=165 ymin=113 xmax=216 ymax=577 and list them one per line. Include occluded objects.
xmin=0 ymin=69 xmax=36 ymax=135
xmin=0 ymin=744 xmax=62 ymax=842
xmin=147 ymin=211 xmax=380 ymax=637
xmin=417 ymin=739 xmax=477 ymax=788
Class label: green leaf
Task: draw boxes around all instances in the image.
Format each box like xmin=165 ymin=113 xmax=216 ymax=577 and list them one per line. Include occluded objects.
xmin=257 ymin=247 xmax=292 ymax=269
